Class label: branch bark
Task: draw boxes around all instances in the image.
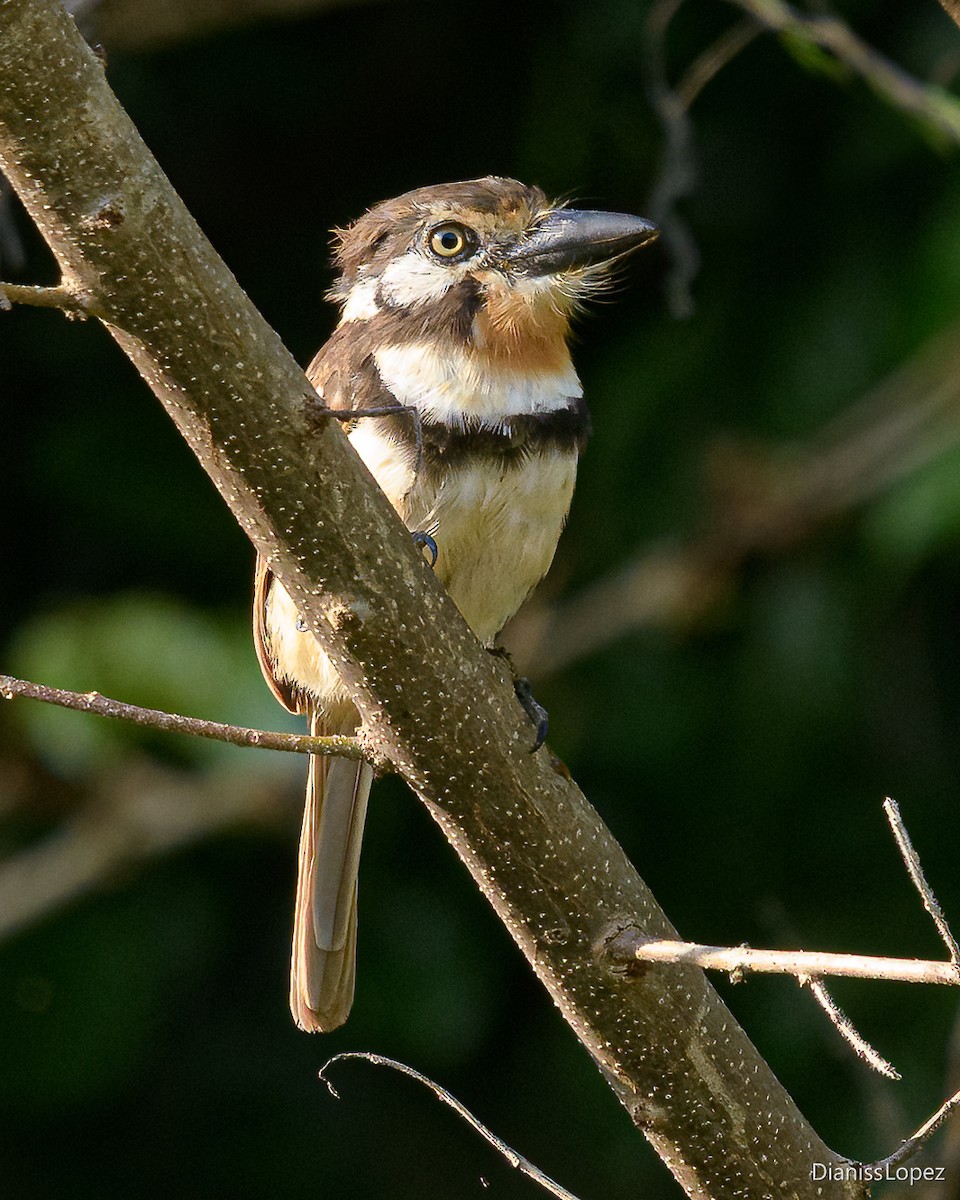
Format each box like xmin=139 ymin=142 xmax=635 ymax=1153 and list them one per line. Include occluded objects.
xmin=0 ymin=2 xmax=864 ymax=1194
xmin=943 ymin=0 xmax=960 ymax=32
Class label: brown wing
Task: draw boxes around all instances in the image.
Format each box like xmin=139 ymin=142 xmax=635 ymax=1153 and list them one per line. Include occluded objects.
xmin=253 ymin=553 xmax=301 ymax=714
xmin=307 ymin=325 xmax=400 ymax=416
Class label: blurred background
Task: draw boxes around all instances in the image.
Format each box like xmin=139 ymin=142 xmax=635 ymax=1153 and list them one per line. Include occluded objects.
xmin=4 ymin=0 xmax=960 ymax=1195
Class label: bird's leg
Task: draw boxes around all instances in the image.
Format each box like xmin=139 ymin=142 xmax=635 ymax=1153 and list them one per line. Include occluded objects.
xmin=489 ymin=646 xmax=549 ymax=752
xmin=514 ymin=678 xmax=549 ymax=752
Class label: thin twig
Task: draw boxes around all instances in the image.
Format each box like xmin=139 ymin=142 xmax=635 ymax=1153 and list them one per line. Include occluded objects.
xmin=869 ymin=1083 xmax=960 ymax=1172
xmin=643 ymin=0 xmax=701 ymax=317
xmin=608 ymin=797 xmax=960 ymax=1085
xmin=676 ymin=18 xmax=762 ymax=109
xmin=0 ymin=280 xmax=91 ymax=313
xmin=320 ymin=1052 xmax=584 ymax=1200
xmin=0 ymin=673 xmax=366 ymax=759
xmin=0 ymin=3 xmax=853 ymax=1183
xmin=802 ymin=977 xmax=900 ymax=1080
xmin=727 ymin=0 xmax=960 ymax=147
xmin=614 ymin=935 xmax=959 ymax=985
xmin=885 ymin=797 xmax=960 ymax=966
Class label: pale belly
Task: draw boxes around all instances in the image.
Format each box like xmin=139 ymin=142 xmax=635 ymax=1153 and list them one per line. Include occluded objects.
xmin=266 ymin=425 xmax=578 ymax=704
xmin=410 ymin=451 xmax=578 ymax=645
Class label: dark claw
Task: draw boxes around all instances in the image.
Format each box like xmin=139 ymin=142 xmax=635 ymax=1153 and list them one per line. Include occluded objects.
xmin=411 ymin=530 xmax=438 ymax=568
xmin=514 ymin=676 xmax=549 ymax=752
xmin=296 ymin=616 xmax=308 ymax=633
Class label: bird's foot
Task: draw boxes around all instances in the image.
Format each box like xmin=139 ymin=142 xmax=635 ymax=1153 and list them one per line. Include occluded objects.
xmin=411 ymin=530 xmax=438 ymax=567
xmin=513 ymin=676 xmax=549 ymax=753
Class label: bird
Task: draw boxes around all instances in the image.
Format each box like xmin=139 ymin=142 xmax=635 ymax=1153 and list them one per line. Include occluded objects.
xmin=253 ymin=176 xmax=658 ymax=1032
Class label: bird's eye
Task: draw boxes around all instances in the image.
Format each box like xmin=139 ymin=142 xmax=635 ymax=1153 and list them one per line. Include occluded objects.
xmin=428 ymin=223 xmax=474 ymax=259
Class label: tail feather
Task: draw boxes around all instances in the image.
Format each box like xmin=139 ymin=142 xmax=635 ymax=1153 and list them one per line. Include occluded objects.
xmin=290 ymin=711 xmax=373 ymax=1032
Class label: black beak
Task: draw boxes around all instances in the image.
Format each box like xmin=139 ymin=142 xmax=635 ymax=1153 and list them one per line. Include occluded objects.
xmin=508 ymin=209 xmax=659 ymax=275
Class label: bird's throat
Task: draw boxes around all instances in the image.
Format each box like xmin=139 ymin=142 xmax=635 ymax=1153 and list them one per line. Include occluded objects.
xmin=373 ymin=339 xmax=582 ymax=427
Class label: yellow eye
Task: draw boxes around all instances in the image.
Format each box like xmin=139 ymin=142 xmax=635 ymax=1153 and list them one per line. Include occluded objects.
xmin=428 ymin=223 xmax=472 ymax=259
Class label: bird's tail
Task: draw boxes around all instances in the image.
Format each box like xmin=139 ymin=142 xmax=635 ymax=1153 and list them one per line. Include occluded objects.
xmin=290 ymin=710 xmax=373 ymax=1032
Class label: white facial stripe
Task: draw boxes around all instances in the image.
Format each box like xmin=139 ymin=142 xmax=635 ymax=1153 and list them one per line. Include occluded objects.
xmin=378 ymin=251 xmax=462 ymax=306
xmin=374 ymin=342 xmax=582 ymax=425
xmin=339 ymin=278 xmax=381 ymax=322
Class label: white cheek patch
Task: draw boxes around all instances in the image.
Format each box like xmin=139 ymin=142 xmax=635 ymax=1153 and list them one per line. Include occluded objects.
xmin=374 ymin=342 xmax=582 ymax=425
xmin=378 ymin=251 xmax=461 ymax=307
xmin=339 ymin=278 xmax=381 ymax=322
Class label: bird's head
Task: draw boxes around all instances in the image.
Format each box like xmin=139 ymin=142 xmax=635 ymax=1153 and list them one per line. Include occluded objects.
xmin=329 ymin=177 xmax=658 ymax=364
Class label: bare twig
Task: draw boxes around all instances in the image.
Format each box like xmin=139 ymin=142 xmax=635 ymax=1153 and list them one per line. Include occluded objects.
xmin=884 ymin=797 xmax=960 ymax=966
xmin=0 ymin=3 xmax=863 ymax=1188
xmin=608 ymin=798 xmax=960 ymax=1086
xmin=676 ymin=18 xmax=762 ymax=109
xmin=802 ymin=977 xmax=900 ymax=1080
xmin=869 ymin=1083 xmax=960 ymax=1173
xmin=616 ymin=800 xmax=960 ymax=985
xmin=644 ymin=0 xmax=959 ymax=316
xmin=0 ymin=673 xmax=367 ymax=760
xmin=0 ymin=280 xmax=92 ymax=313
xmin=643 ymin=0 xmax=701 ymax=317
xmin=320 ymin=1052 xmax=584 ymax=1200
xmin=727 ymin=0 xmax=960 ymax=147
xmin=611 ymin=935 xmax=959 ymax=985
xmin=609 ymin=929 xmax=949 ymax=1080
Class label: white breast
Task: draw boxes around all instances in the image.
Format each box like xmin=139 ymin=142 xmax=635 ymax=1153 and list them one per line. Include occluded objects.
xmin=374 ymin=342 xmax=582 ymax=426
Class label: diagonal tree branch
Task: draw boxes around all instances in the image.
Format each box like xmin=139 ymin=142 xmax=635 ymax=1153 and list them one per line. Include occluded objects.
xmin=0 ymin=2 xmax=865 ymax=1194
